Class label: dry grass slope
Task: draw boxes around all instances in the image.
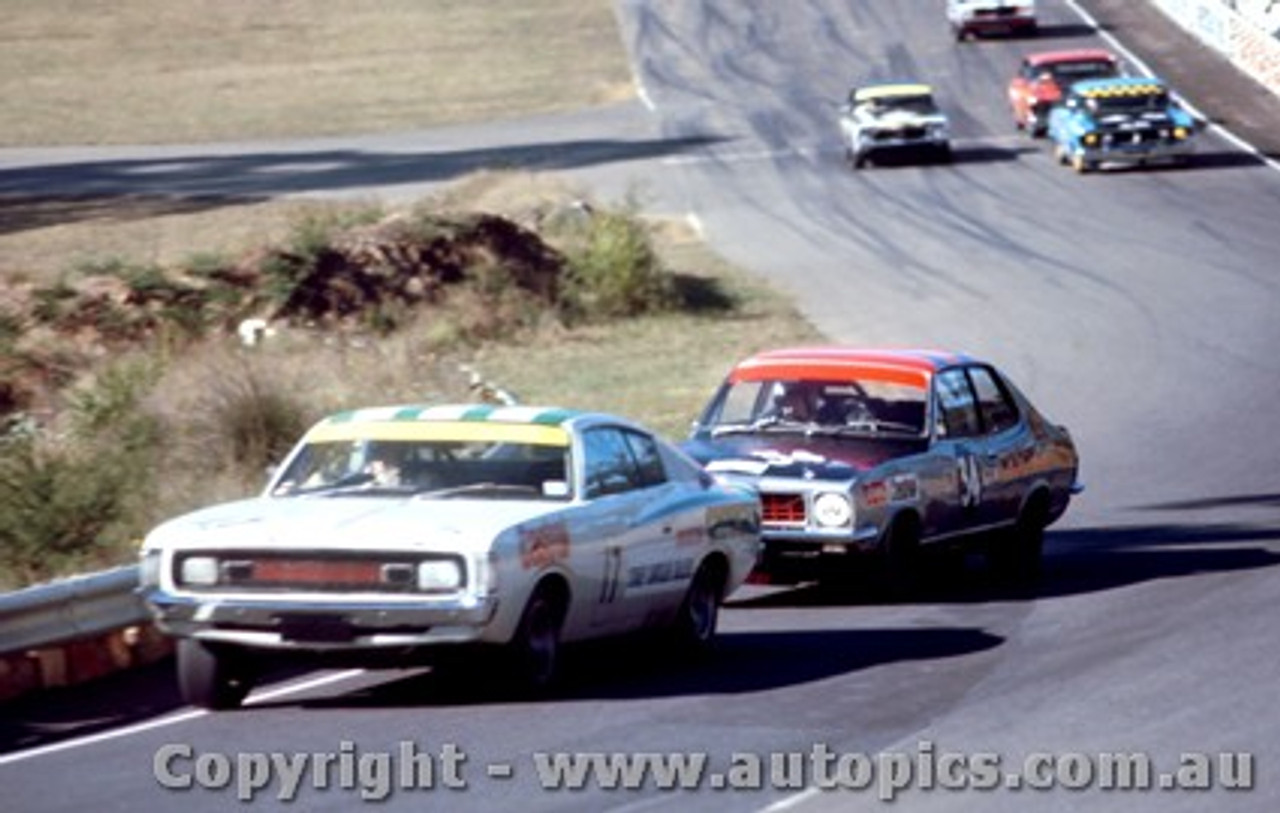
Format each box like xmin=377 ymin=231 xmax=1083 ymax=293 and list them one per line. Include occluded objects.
xmin=0 ymin=0 xmax=635 ymax=146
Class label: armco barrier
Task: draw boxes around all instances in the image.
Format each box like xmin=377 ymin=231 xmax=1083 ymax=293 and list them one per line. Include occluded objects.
xmin=0 ymin=565 xmax=147 ymax=656
xmin=0 ymin=565 xmax=172 ymax=703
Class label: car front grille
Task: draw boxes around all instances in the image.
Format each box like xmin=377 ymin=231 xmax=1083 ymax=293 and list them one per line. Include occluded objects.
xmin=1101 ymin=129 xmax=1165 ymax=145
xmin=172 ymin=551 xmax=457 ymax=593
xmin=761 ymin=493 xmax=806 ymax=526
xmin=874 ymin=127 xmax=927 ymax=141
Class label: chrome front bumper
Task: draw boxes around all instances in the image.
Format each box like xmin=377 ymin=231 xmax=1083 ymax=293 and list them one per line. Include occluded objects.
xmin=143 ymin=588 xmax=499 ymax=650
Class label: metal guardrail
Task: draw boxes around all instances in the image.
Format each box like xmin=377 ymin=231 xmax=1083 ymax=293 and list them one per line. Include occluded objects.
xmin=0 ymin=565 xmax=148 ymax=656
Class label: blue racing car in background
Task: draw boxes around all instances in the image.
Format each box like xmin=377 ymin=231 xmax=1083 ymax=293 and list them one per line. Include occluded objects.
xmin=1047 ymin=76 xmax=1197 ymax=173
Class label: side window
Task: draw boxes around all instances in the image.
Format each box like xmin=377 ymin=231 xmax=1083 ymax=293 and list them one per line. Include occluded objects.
xmin=968 ymin=366 xmax=1020 ymax=434
xmin=934 ymin=369 xmax=982 ymax=439
xmin=582 ymin=428 xmax=640 ymax=498
xmin=622 ymin=430 xmax=666 ymax=487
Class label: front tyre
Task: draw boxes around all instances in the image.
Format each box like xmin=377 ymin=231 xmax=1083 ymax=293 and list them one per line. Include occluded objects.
xmin=176 ymin=640 xmax=255 ymax=710
xmin=881 ymin=515 xmax=921 ymax=598
xmin=508 ymin=586 xmax=565 ymax=693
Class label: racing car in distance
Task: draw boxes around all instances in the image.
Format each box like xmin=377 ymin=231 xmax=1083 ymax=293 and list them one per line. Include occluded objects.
xmin=1008 ymin=49 xmax=1122 ymax=136
xmin=138 ymin=404 xmax=761 ymax=709
xmin=1046 ymin=76 xmax=1197 ymax=173
xmin=839 ymin=83 xmax=952 ymax=169
xmin=683 ymin=348 xmax=1082 ymax=588
xmin=948 ymin=0 xmax=1038 ymax=41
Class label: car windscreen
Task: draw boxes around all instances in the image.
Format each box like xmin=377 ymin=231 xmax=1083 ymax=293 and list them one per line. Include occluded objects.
xmin=1089 ymin=92 xmax=1168 ymax=115
xmin=707 ymin=378 xmax=928 ymax=437
xmin=877 ymin=95 xmax=938 ymax=116
xmin=1050 ymin=60 xmax=1117 ymax=83
xmin=271 ymin=437 xmax=571 ymax=499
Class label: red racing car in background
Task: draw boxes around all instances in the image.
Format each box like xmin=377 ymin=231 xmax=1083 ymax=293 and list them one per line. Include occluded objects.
xmin=1007 ymin=49 xmax=1122 ymax=136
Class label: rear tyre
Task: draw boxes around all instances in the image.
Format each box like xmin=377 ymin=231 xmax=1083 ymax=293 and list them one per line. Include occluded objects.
xmin=672 ymin=561 xmax=725 ymax=655
xmin=989 ymin=499 xmax=1047 ymax=586
xmin=177 ymin=640 xmax=255 ymax=710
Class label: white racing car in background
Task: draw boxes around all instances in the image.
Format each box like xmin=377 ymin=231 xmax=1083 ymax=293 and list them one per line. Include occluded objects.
xmin=139 ymin=404 xmax=761 ymax=709
xmin=839 ymin=83 xmax=952 ymax=169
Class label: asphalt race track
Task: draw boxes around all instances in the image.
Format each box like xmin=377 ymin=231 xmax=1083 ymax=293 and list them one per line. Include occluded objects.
xmin=2 ymin=1 xmax=1278 ymax=811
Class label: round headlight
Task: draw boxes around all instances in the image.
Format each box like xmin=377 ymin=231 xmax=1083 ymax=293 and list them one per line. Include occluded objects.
xmin=812 ymin=492 xmax=853 ymax=528
xmin=418 ymin=559 xmax=463 ymax=592
xmin=180 ymin=556 xmax=219 ymax=586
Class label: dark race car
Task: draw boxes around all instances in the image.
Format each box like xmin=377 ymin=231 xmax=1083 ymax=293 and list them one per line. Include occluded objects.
xmin=683 ymin=348 xmax=1082 ymax=587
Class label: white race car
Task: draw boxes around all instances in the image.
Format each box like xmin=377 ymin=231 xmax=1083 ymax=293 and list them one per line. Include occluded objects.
xmin=839 ymin=83 xmax=952 ymax=169
xmin=947 ymin=0 xmax=1038 ymax=41
xmin=139 ymin=403 xmax=761 ymax=709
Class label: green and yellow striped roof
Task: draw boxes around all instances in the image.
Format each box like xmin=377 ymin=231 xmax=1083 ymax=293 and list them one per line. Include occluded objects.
xmin=306 ymin=404 xmax=580 ymax=445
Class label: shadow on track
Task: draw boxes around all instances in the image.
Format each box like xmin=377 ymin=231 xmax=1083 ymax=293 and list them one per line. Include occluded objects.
xmin=1032 ymin=23 xmax=1104 ymax=40
xmin=0 ymin=133 xmax=730 ymax=230
xmin=731 ymin=513 xmax=1280 ymax=611
xmin=263 ymin=625 xmax=1003 ymax=709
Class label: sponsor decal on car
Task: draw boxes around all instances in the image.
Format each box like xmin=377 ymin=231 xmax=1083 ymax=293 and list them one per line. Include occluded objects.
xmin=519 ymin=521 xmax=571 ymax=569
xmin=627 ymin=558 xmax=695 ymax=588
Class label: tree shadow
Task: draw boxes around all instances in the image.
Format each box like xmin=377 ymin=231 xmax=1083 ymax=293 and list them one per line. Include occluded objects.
xmin=0 ymin=194 xmax=264 ymax=238
xmin=0 ymin=134 xmax=731 ymax=235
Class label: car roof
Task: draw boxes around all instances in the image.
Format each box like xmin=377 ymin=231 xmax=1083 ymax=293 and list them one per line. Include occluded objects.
xmin=727 ymin=347 xmax=978 ymax=388
xmin=853 ymin=83 xmax=934 ymax=102
xmin=1025 ymin=49 xmax=1117 ymax=67
xmin=302 ymin=403 xmax=591 ymax=445
xmin=1071 ymin=77 xmax=1167 ymax=97
xmin=320 ymin=403 xmax=583 ymax=427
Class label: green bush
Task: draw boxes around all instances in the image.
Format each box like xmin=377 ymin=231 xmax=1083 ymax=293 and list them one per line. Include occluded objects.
xmin=204 ymin=366 xmax=310 ymax=472
xmin=559 ymin=209 xmax=676 ymax=321
xmin=0 ymin=435 xmax=133 ymax=587
xmin=0 ymin=359 xmax=163 ymax=586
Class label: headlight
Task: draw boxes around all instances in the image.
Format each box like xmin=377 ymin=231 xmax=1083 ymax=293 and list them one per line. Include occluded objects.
xmin=1082 ymin=132 xmax=1099 ymax=147
xmin=418 ymin=559 xmax=464 ymax=592
xmin=812 ymin=492 xmax=854 ymax=528
xmin=180 ymin=556 xmax=219 ymax=586
xmin=1173 ymin=126 xmax=1189 ymax=140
